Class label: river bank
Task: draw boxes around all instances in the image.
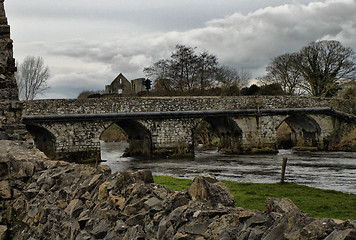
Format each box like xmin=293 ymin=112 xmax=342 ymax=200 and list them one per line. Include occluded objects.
xmin=101 ymin=141 xmax=356 ymax=194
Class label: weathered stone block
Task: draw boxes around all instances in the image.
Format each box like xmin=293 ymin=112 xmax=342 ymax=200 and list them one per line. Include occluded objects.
xmin=0 ymin=225 xmax=7 ymax=240
xmin=65 ymin=199 xmax=83 ymax=218
xmin=187 ymin=173 xmax=235 ymax=207
xmin=265 ymin=198 xmax=299 ymax=214
xmin=98 ymin=181 xmax=110 ymax=201
xmin=325 ymin=229 xmax=356 ymax=240
xmin=0 ymin=180 xmax=11 ymax=199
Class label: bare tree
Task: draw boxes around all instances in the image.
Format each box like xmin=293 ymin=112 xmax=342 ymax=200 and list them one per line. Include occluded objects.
xmin=258 ymin=53 xmax=301 ymax=95
xmin=144 ymin=59 xmax=172 ymax=92
xmin=144 ymin=44 xmax=250 ymax=94
xmin=216 ymin=65 xmax=250 ymax=89
xmin=259 ymin=40 xmax=356 ymax=97
xmin=197 ymin=50 xmax=218 ymax=91
xmin=297 ymin=40 xmax=355 ymax=97
xmin=170 ymin=44 xmax=198 ymax=91
xmin=16 ymin=56 xmax=50 ymax=100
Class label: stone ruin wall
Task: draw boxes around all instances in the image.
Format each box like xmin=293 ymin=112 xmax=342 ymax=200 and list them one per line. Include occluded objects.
xmin=0 ymin=0 xmax=26 ymax=141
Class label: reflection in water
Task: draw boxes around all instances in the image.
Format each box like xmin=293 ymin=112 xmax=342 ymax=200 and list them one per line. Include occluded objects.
xmin=100 ymin=141 xmax=356 ymax=194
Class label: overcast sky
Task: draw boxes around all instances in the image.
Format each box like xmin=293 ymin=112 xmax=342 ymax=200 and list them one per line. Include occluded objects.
xmin=5 ymin=0 xmax=356 ymax=99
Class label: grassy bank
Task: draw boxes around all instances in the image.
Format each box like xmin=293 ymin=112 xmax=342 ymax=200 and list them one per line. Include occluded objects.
xmin=153 ymin=176 xmax=356 ymax=220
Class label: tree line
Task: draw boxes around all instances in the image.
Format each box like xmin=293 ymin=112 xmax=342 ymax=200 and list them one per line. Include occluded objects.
xmin=144 ymin=41 xmax=355 ymax=97
xmin=143 ymin=44 xmax=251 ymax=95
xmin=16 ymin=40 xmax=355 ymax=100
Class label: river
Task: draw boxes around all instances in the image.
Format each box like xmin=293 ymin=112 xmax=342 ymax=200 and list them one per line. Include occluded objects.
xmin=100 ymin=141 xmax=356 ymax=194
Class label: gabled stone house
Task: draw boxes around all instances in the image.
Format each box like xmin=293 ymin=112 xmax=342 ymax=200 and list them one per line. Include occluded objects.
xmin=105 ymin=73 xmax=146 ymax=95
xmin=105 ymin=73 xmax=132 ymax=95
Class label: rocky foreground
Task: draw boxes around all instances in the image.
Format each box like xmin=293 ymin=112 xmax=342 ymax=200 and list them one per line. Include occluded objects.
xmin=0 ymin=140 xmax=355 ymax=240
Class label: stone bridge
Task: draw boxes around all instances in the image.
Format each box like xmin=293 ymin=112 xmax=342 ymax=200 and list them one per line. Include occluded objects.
xmin=22 ymin=96 xmax=355 ymax=160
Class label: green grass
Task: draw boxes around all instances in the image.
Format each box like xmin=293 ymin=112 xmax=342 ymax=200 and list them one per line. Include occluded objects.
xmin=153 ymin=175 xmax=193 ymax=191
xmin=153 ymin=175 xmax=356 ymax=220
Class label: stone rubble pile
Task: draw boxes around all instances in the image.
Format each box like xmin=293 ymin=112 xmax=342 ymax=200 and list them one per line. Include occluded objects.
xmin=0 ymin=140 xmax=355 ymax=240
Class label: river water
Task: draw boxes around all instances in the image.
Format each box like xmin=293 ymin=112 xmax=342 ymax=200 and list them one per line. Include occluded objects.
xmin=100 ymin=141 xmax=356 ymax=194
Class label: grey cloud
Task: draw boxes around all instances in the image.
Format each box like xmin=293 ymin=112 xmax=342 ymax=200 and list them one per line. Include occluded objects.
xmin=194 ymin=0 xmax=356 ymax=71
xmin=49 ymin=40 xmax=118 ymax=63
xmin=43 ymin=70 xmax=115 ymax=99
xmin=7 ymin=0 xmax=322 ymax=33
xmin=7 ymin=0 xmax=355 ymax=99
xmin=48 ymin=0 xmax=356 ymax=71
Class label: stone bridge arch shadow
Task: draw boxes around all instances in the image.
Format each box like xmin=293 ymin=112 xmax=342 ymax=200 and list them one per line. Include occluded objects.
xmin=26 ymin=124 xmax=56 ymax=159
xmin=276 ymin=115 xmax=321 ymax=149
xmin=100 ymin=119 xmax=152 ymax=157
xmin=194 ymin=116 xmax=243 ymax=153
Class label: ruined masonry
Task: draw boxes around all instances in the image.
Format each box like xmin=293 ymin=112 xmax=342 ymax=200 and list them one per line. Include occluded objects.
xmin=0 ymin=0 xmax=26 ymax=141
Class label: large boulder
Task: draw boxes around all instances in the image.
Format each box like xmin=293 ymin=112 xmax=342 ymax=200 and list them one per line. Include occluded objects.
xmin=187 ymin=173 xmax=235 ymax=207
xmin=266 ymin=198 xmax=299 ymax=214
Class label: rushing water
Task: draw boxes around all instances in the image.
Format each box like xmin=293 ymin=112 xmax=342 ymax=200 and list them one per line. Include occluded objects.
xmin=100 ymin=141 xmax=356 ymax=194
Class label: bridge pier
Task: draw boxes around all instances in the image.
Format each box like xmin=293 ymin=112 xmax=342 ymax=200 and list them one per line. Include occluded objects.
xmin=233 ymin=113 xmax=335 ymax=152
xmin=306 ymin=114 xmax=336 ymax=150
xmin=200 ymin=116 xmax=243 ymax=153
xmin=140 ymin=119 xmax=196 ymax=158
xmin=234 ymin=115 xmax=281 ymax=152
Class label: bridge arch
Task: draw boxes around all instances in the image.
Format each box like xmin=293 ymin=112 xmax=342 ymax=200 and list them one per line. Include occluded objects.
xmin=100 ymin=119 xmax=152 ymax=157
xmin=277 ymin=115 xmax=321 ymax=149
xmin=26 ymin=124 xmax=57 ymax=158
xmin=195 ymin=116 xmax=243 ymax=152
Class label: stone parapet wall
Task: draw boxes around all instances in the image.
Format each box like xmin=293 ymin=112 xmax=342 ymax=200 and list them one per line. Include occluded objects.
xmin=23 ymin=96 xmax=350 ymax=116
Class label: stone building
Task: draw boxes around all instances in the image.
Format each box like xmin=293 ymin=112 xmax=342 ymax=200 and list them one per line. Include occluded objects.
xmin=105 ymin=73 xmax=132 ymax=95
xmin=105 ymin=73 xmax=146 ymax=95
xmin=131 ymin=78 xmax=146 ymax=93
